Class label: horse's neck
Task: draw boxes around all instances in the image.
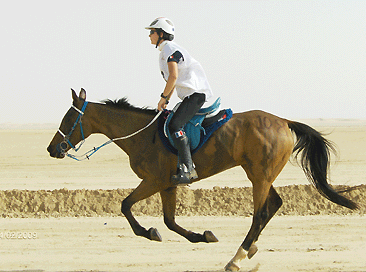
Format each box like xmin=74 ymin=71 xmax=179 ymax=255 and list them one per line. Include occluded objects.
xmin=90 ymin=103 xmax=155 ymax=155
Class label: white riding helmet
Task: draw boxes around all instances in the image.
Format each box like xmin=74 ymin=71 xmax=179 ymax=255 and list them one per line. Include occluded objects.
xmin=145 ymin=17 xmax=175 ymax=35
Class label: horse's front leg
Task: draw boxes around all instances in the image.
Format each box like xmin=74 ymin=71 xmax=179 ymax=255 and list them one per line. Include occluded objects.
xmin=121 ymin=179 xmax=162 ymax=242
xmin=160 ymin=186 xmax=218 ymax=243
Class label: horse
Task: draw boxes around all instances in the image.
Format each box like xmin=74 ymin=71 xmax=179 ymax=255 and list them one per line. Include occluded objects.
xmin=47 ymin=89 xmax=358 ymax=271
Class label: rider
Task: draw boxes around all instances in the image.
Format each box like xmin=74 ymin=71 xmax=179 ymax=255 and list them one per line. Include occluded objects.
xmin=146 ymin=17 xmax=213 ymax=185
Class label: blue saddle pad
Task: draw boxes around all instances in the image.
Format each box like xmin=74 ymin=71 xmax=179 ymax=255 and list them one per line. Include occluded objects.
xmin=158 ymin=108 xmax=233 ymax=155
xmin=164 ymin=112 xmax=205 ymax=150
xmin=163 ymin=97 xmax=222 ymax=150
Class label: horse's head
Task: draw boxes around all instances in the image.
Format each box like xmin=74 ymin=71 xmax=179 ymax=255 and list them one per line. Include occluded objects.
xmin=47 ymin=88 xmax=92 ymax=159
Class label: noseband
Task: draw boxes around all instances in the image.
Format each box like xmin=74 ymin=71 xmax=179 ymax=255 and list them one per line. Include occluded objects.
xmin=56 ymin=101 xmax=88 ymax=155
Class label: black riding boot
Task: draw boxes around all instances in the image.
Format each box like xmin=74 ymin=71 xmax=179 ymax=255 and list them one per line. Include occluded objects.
xmin=171 ymin=132 xmax=198 ymax=185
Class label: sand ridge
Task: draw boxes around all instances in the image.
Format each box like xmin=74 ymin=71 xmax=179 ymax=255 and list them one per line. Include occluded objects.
xmin=1 ymin=185 xmax=364 ymax=218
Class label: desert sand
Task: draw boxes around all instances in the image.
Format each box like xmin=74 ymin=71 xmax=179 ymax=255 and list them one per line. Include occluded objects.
xmin=0 ymin=119 xmax=365 ymax=271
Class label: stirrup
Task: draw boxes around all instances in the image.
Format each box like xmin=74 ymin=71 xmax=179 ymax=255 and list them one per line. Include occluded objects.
xmin=171 ymin=164 xmax=198 ymax=186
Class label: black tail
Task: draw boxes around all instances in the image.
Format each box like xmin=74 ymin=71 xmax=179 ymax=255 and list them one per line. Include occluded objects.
xmin=288 ymin=121 xmax=358 ymax=210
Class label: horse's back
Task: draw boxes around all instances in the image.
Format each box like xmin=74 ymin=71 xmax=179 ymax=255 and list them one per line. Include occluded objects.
xmin=223 ymin=109 xmax=292 ymax=139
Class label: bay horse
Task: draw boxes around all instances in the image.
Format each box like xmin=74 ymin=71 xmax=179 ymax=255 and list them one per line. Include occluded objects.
xmin=47 ymin=89 xmax=358 ymax=271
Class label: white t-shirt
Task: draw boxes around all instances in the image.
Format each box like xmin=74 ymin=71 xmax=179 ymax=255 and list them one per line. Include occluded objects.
xmin=158 ymin=41 xmax=213 ymax=101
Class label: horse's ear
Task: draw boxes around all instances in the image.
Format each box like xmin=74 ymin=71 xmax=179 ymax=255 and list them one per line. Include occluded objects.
xmin=79 ymin=88 xmax=86 ymax=100
xmin=71 ymin=88 xmax=78 ymax=102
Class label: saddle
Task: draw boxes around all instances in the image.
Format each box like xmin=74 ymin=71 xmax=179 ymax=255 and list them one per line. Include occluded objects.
xmin=158 ymin=98 xmax=233 ymax=155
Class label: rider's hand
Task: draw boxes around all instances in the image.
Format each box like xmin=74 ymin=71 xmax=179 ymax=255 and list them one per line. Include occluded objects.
xmin=157 ymin=98 xmax=168 ymax=111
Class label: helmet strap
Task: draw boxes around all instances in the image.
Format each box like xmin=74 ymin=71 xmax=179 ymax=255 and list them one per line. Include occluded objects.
xmin=156 ymin=36 xmax=163 ymax=48
xmin=155 ymin=30 xmax=163 ymax=48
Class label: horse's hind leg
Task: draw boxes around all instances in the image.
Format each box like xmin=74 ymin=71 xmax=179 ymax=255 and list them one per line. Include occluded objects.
xmin=243 ymin=185 xmax=283 ymax=252
xmin=160 ymin=187 xmax=218 ymax=243
xmin=121 ymin=179 xmax=163 ymax=242
xmin=225 ymin=185 xmax=283 ymax=271
xmin=259 ymin=186 xmax=282 ymax=234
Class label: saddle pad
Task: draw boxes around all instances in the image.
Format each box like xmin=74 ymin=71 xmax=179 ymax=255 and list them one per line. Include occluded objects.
xmin=164 ymin=111 xmax=206 ymax=150
xmin=158 ymin=108 xmax=233 ymax=155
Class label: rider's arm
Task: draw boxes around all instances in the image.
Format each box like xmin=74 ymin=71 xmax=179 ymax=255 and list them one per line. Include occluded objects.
xmin=164 ymin=61 xmax=178 ymax=98
xmin=158 ymin=61 xmax=178 ymax=111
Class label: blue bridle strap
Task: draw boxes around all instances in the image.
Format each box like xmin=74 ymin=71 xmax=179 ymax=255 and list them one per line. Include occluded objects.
xmin=67 ymin=101 xmax=88 ymax=151
xmin=57 ymin=101 xmax=88 ymax=155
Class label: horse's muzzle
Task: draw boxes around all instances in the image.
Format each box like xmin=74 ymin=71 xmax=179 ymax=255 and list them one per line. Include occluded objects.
xmin=47 ymin=145 xmax=65 ymax=159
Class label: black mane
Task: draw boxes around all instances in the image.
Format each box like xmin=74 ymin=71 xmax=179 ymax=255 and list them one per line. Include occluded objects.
xmin=102 ymin=97 xmax=157 ymax=115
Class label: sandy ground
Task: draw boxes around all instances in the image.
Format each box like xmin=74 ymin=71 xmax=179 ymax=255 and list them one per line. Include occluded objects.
xmin=0 ymin=119 xmax=366 ymax=271
xmin=1 ymin=216 xmax=365 ymax=272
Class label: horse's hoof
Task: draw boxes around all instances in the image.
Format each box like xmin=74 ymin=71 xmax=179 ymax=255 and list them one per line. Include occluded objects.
xmin=204 ymin=230 xmax=219 ymax=243
xmin=224 ymin=260 xmax=240 ymax=271
xmin=148 ymin=227 xmax=162 ymax=242
xmin=247 ymin=244 xmax=258 ymax=259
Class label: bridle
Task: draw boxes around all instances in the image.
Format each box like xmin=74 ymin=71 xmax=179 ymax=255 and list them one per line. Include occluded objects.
xmin=56 ymin=100 xmax=162 ymax=161
xmin=56 ymin=100 xmax=88 ymax=156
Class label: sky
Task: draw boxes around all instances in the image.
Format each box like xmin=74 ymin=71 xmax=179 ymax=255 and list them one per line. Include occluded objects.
xmin=1 ymin=0 xmax=365 ymax=124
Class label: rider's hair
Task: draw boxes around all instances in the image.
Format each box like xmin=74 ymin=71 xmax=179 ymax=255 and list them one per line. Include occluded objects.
xmin=157 ymin=29 xmax=174 ymax=41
